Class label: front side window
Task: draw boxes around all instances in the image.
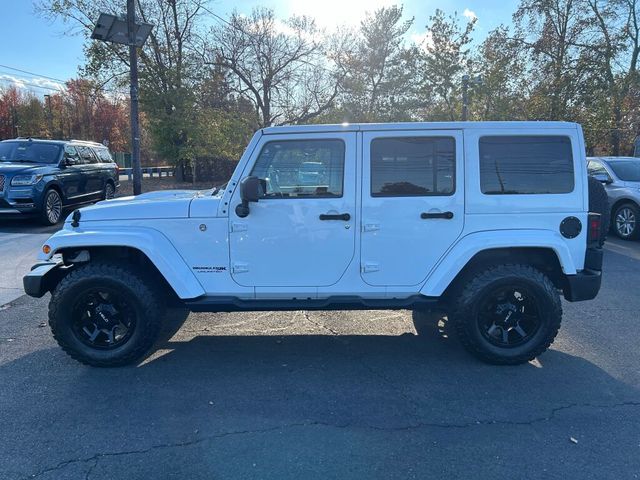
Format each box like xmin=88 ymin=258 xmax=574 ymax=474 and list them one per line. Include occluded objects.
xmin=479 ymin=136 xmax=574 ymax=195
xmin=370 ymin=137 xmax=455 ymax=197
xmin=251 ymin=140 xmax=345 ymax=198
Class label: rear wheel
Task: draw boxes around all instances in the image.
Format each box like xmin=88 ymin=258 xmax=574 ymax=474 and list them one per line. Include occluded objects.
xmin=49 ymin=262 xmax=164 ymax=367
xmin=613 ymin=203 xmax=640 ymax=240
xmin=40 ymin=188 xmax=63 ymax=225
xmin=103 ymin=182 xmax=115 ymax=200
xmin=450 ymin=264 xmax=561 ymax=365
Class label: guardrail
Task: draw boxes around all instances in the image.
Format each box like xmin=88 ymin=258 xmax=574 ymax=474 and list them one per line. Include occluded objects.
xmin=119 ymin=166 xmax=174 ymax=181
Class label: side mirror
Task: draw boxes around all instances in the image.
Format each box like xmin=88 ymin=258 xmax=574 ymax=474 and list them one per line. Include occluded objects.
xmin=235 ymin=176 xmax=266 ymax=217
xmin=63 ymin=156 xmax=77 ymax=167
xmin=593 ymin=173 xmax=612 ymax=184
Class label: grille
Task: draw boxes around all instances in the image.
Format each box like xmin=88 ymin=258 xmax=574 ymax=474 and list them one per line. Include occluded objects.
xmin=0 ymin=174 xmax=4 ymax=192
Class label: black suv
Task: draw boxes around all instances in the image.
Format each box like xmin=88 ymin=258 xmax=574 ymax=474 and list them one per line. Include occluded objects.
xmin=0 ymin=138 xmax=119 ymax=225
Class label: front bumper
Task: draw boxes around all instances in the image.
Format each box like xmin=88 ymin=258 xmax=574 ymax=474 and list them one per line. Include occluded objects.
xmin=563 ymin=247 xmax=603 ymax=302
xmin=23 ymin=261 xmax=63 ymax=298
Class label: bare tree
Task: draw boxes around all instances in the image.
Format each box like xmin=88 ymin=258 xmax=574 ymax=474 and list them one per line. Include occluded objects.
xmin=206 ymin=7 xmax=339 ymax=127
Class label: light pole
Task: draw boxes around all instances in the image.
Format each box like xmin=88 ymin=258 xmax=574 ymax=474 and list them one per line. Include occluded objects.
xmin=91 ymin=3 xmax=153 ymax=195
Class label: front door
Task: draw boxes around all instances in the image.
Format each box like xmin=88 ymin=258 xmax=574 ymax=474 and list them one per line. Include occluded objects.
xmin=229 ymin=133 xmax=357 ymax=287
xmin=361 ymin=130 xmax=465 ymax=286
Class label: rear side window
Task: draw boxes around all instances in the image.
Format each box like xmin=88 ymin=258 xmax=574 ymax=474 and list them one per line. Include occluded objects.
xmin=94 ymin=147 xmax=113 ymax=163
xmin=77 ymin=146 xmax=98 ymax=164
xmin=370 ymin=137 xmax=455 ymax=197
xmin=251 ymin=139 xmax=344 ymax=198
xmin=479 ymin=136 xmax=574 ymax=194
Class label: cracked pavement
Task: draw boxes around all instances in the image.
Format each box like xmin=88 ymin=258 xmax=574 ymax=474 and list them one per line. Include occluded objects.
xmin=1 ymin=238 xmax=640 ymax=479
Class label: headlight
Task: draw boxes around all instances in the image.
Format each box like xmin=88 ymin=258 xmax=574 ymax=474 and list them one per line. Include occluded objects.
xmin=11 ymin=174 xmax=43 ymax=186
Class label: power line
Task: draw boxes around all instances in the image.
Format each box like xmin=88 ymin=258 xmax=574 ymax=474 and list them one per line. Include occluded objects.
xmin=0 ymin=64 xmax=68 ymax=85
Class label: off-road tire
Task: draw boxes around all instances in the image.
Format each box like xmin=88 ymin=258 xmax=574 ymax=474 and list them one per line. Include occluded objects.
xmin=613 ymin=202 xmax=640 ymax=240
xmin=450 ymin=264 xmax=562 ymax=365
xmin=48 ymin=262 xmax=165 ymax=367
xmin=588 ymin=176 xmax=609 ymax=245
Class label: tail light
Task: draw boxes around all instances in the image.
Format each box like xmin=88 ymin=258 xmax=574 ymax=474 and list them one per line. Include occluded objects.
xmin=587 ymin=212 xmax=602 ymax=247
xmin=115 ymin=164 xmax=120 ymax=176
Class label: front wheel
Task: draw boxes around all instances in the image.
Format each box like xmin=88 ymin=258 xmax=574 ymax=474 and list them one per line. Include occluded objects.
xmin=450 ymin=264 xmax=561 ymax=365
xmin=48 ymin=263 xmax=164 ymax=367
xmin=40 ymin=188 xmax=63 ymax=225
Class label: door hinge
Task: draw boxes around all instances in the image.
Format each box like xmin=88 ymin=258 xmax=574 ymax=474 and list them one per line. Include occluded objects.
xmin=361 ymin=262 xmax=380 ymax=273
xmin=362 ymin=223 xmax=380 ymax=232
xmin=231 ymin=222 xmax=248 ymax=232
xmin=232 ymin=263 xmax=249 ymax=274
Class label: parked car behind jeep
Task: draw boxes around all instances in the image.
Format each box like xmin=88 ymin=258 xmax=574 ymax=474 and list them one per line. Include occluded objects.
xmin=0 ymin=138 xmax=119 ymax=225
xmin=588 ymin=156 xmax=640 ymax=240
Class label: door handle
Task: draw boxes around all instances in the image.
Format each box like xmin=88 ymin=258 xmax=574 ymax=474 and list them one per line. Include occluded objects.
xmin=420 ymin=211 xmax=454 ymax=219
xmin=319 ymin=213 xmax=351 ymax=221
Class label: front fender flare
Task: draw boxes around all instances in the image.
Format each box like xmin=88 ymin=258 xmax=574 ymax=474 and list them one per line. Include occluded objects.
xmin=420 ymin=229 xmax=578 ymax=297
xmin=39 ymin=226 xmax=206 ymax=299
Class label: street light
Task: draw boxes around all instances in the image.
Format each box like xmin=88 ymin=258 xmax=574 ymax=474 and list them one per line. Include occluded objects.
xmin=90 ymin=2 xmax=153 ymax=195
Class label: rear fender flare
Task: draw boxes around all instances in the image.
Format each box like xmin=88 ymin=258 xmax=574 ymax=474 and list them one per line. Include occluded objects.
xmin=420 ymin=230 xmax=578 ymax=297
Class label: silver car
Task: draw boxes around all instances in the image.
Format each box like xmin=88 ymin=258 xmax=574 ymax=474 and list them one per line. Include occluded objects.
xmin=588 ymin=156 xmax=640 ymax=240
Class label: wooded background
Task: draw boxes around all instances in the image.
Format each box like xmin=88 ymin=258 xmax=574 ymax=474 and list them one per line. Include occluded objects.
xmin=1 ymin=0 xmax=639 ymax=174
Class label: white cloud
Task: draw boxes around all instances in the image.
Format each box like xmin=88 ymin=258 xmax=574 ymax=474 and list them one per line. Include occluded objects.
xmin=0 ymin=74 xmax=64 ymax=96
xmin=288 ymin=0 xmax=395 ymax=28
xmin=463 ymin=8 xmax=478 ymax=22
xmin=411 ymin=30 xmax=434 ymax=52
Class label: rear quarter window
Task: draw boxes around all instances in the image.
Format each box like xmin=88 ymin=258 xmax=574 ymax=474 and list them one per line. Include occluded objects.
xmin=94 ymin=147 xmax=113 ymax=163
xmin=479 ymin=136 xmax=574 ymax=195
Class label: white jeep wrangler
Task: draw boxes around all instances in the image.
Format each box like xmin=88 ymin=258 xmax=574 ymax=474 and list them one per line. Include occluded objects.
xmin=24 ymin=121 xmax=604 ymax=367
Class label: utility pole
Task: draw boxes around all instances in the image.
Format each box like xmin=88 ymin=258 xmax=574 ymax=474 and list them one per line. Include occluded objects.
xmin=91 ymin=3 xmax=152 ymax=195
xmin=462 ymin=75 xmax=469 ymax=121
xmin=461 ymin=74 xmax=482 ymax=121
xmin=44 ymin=94 xmax=54 ymax=138
xmin=127 ymin=0 xmax=142 ymax=195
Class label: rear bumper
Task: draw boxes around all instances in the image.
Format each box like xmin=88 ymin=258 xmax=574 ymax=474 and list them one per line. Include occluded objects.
xmin=563 ymin=247 xmax=603 ymax=302
xmin=23 ymin=261 xmax=63 ymax=298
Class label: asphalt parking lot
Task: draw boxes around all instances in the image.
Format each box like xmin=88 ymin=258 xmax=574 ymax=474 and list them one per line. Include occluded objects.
xmin=1 ymin=223 xmax=639 ymax=479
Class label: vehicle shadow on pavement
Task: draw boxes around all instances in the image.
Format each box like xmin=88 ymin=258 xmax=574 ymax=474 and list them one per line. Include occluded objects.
xmin=2 ymin=323 xmax=640 ymax=479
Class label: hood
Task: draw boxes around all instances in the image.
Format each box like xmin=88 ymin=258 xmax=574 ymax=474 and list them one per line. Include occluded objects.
xmin=0 ymin=162 xmax=48 ymax=174
xmin=73 ymin=189 xmax=207 ymax=222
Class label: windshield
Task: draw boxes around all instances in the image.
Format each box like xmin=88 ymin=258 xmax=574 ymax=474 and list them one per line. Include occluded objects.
xmin=0 ymin=141 xmax=62 ymax=164
xmin=608 ymin=160 xmax=640 ymax=182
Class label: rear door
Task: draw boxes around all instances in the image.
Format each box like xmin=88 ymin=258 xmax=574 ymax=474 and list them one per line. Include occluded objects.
xmin=360 ymin=130 xmax=465 ymax=286
xmin=77 ymin=146 xmax=104 ymax=200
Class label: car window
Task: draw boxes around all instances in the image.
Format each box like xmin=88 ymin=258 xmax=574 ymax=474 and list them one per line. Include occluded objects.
xmin=250 ymin=140 xmax=345 ymax=198
xmin=370 ymin=137 xmax=455 ymax=197
xmin=479 ymin=136 xmax=574 ymax=195
xmin=64 ymin=145 xmax=80 ymax=165
xmin=607 ymin=160 xmax=640 ymax=182
xmin=94 ymin=147 xmax=113 ymax=163
xmin=76 ymin=146 xmax=98 ymax=164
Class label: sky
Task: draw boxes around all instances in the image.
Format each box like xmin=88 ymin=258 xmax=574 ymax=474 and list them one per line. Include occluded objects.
xmin=0 ymin=0 xmax=520 ymax=97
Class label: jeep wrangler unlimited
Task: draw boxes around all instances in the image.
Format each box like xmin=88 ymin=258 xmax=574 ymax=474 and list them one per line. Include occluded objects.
xmin=23 ymin=122 xmax=604 ymax=367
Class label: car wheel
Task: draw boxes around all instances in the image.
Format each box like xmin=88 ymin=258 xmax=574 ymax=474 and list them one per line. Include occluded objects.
xmin=40 ymin=189 xmax=63 ymax=225
xmin=103 ymin=182 xmax=115 ymax=200
xmin=48 ymin=262 xmax=164 ymax=367
xmin=613 ymin=203 xmax=640 ymax=240
xmin=450 ymin=264 xmax=561 ymax=365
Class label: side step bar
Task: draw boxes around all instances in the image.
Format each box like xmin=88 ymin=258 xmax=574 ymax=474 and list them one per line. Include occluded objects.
xmin=183 ymin=295 xmax=440 ymax=313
